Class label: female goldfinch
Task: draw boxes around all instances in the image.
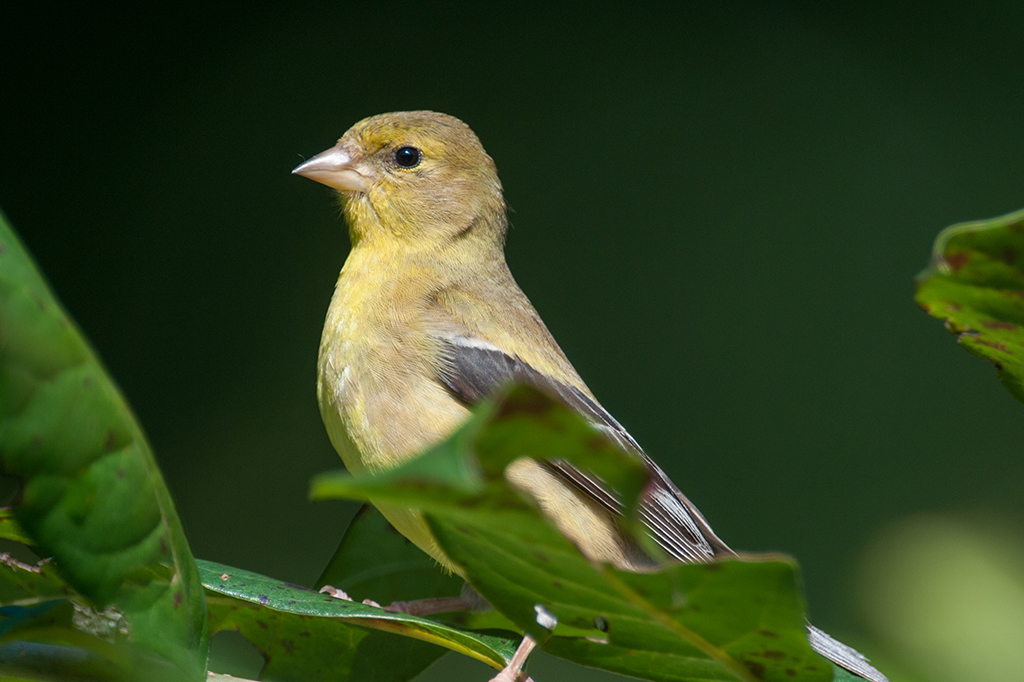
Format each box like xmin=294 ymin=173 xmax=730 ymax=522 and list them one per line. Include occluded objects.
xmin=293 ymin=111 xmax=886 ymax=682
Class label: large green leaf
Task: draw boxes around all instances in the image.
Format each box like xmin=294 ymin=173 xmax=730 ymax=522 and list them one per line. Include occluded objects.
xmin=0 ymin=211 xmax=208 ymax=680
xmin=312 ymin=387 xmax=832 ymax=682
xmin=916 ymin=207 xmax=1024 ymax=404
xmin=199 ymin=559 xmax=518 ymax=680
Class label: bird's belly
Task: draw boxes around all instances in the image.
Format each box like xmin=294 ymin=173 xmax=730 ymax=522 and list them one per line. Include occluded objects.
xmin=317 ymin=339 xmax=469 ymax=576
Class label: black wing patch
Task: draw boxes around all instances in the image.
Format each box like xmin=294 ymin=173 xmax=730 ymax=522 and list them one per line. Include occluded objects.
xmin=433 ymin=336 xmax=733 ymax=563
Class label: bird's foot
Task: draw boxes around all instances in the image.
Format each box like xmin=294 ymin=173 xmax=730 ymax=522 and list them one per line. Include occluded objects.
xmin=319 ymin=585 xmax=381 ymax=609
xmin=318 ymin=585 xmax=480 ymax=615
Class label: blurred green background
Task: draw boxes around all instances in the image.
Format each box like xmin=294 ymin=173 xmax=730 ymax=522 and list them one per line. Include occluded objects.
xmin=2 ymin=3 xmax=1022 ymax=681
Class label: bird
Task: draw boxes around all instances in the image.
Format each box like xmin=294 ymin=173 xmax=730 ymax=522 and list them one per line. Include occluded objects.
xmin=292 ymin=110 xmax=887 ymax=682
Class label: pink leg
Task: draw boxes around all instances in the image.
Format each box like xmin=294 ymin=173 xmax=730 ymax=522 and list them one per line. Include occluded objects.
xmin=320 ymin=583 xmax=489 ymax=616
xmin=488 ymin=634 xmax=536 ymax=682
xmin=385 ymin=595 xmax=480 ymax=616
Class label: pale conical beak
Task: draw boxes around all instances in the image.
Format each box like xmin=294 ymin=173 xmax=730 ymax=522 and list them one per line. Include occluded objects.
xmin=292 ymin=144 xmax=369 ymax=192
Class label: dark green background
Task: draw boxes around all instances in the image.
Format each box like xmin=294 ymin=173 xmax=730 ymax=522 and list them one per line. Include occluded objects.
xmin=2 ymin=3 xmax=1022 ymax=680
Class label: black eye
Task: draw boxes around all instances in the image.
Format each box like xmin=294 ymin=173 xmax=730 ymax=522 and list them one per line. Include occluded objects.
xmin=394 ymin=146 xmax=421 ymax=168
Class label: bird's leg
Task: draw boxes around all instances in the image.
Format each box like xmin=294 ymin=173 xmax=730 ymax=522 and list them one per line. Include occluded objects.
xmin=320 ymin=581 xmax=490 ymax=616
xmin=318 ymin=585 xmax=382 ymax=609
xmin=386 ymin=582 xmax=491 ymax=616
xmin=384 ymin=595 xmax=475 ymax=616
xmin=487 ymin=634 xmax=536 ymax=682
xmin=488 ymin=603 xmax=554 ymax=682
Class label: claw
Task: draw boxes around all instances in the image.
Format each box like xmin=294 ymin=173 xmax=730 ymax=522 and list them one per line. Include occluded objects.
xmin=319 ymin=585 xmax=352 ymax=600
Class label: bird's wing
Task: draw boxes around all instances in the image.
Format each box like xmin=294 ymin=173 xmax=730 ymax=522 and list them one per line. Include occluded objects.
xmin=431 ymin=332 xmax=733 ymax=564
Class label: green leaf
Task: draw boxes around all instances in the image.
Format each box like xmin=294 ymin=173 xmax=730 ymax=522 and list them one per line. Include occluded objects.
xmin=0 ymin=559 xmax=138 ymax=681
xmin=0 ymin=508 xmax=34 ymax=546
xmin=317 ymin=504 xmax=466 ymax=605
xmin=431 ymin=515 xmax=823 ymax=682
xmin=916 ymin=207 xmax=1024 ymax=404
xmin=0 ymin=211 xmax=209 ymax=680
xmin=0 ymin=599 xmax=133 ymax=681
xmin=199 ymin=559 xmax=519 ymax=680
xmin=0 ymin=554 xmax=68 ymax=603
xmin=312 ymin=386 xmax=830 ymax=682
xmin=318 ymin=503 xmax=521 ymax=636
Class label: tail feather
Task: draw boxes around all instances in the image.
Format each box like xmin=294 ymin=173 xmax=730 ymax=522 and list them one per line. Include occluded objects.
xmin=807 ymin=624 xmax=889 ymax=682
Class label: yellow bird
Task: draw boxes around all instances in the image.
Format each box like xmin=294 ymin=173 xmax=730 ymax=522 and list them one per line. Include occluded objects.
xmin=293 ymin=111 xmax=886 ymax=682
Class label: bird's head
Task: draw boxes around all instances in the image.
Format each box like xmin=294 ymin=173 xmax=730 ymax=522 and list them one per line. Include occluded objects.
xmin=294 ymin=111 xmax=506 ymax=248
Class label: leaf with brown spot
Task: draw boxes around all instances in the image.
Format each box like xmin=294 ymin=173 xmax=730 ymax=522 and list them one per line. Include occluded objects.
xmin=746 ymin=661 xmax=766 ymax=678
xmin=982 ymin=320 xmax=1017 ymax=330
xmin=916 ymin=207 xmax=1024 ymax=404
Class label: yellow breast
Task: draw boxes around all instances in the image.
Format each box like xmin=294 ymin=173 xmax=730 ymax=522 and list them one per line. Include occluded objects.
xmin=316 ymin=243 xmax=469 ymax=572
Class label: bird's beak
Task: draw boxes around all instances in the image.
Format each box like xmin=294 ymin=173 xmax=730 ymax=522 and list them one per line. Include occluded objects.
xmin=292 ymin=144 xmax=369 ymax=192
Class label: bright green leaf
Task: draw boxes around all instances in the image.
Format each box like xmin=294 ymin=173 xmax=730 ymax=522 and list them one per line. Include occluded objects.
xmin=0 ymin=211 xmax=208 ymax=680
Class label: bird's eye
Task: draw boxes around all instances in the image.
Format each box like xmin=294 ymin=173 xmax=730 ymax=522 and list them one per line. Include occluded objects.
xmin=394 ymin=146 xmax=421 ymax=168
